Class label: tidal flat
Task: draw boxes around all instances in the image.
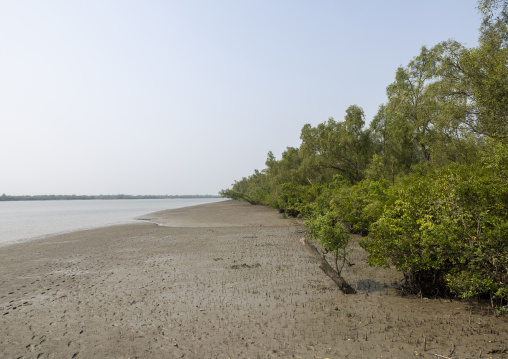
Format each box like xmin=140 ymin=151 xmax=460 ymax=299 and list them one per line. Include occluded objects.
xmin=1 ymin=200 xmax=507 ymax=358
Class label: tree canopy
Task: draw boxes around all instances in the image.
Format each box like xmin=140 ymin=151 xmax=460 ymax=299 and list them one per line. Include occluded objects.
xmin=221 ymin=1 xmax=508 ymax=310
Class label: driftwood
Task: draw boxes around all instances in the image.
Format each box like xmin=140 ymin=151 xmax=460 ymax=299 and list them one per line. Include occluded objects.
xmin=432 ymin=354 xmax=453 ymax=359
xmin=300 ymin=238 xmax=356 ymax=294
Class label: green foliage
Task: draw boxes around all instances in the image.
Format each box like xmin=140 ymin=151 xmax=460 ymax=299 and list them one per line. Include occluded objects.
xmin=328 ymin=179 xmax=393 ymax=235
xmin=459 ymin=39 xmax=508 ymax=140
xmin=219 ymin=169 xmax=271 ymax=205
xmin=277 ymin=183 xmax=315 ymax=217
xmin=299 ymin=106 xmax=372 ymax=185
xmin=305 ymin=212 xmax=349 ymax=252
xmin=361 ymin=143 xmax=508 ymax=302
xmin=220 ymin=0 xmax=508 ymax=306
xmin=305 ymin=211 xmax=352 ymax=274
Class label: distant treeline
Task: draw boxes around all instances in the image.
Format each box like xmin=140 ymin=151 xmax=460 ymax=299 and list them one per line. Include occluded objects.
xmin=0 ymin=194 xmax=221 ymax=201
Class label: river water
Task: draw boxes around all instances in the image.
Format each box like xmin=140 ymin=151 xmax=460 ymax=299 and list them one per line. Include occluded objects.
xmin=0 ymin=198 xmax=226 ymax=246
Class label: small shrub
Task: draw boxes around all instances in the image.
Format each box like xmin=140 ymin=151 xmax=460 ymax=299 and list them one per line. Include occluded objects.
xmin=305 ymin=211 xmax=352 ymax=274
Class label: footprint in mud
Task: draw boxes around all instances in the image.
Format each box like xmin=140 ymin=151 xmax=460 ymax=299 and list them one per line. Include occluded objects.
xmin=230 ymin=263 xmax=261 ymax=269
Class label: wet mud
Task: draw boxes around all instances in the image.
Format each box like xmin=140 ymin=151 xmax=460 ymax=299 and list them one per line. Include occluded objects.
xmin=1 ymin=200 xmax=507 ymax=358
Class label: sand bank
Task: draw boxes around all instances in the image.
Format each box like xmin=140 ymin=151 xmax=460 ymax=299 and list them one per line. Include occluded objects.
xmin=1 ymin=200 xmax=507 ymax=358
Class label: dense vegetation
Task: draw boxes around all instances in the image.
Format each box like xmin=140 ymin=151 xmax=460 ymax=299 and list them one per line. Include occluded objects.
xmin=0 ymin=194 xmax=220 ymax=201
xmin=221 ymin=1 xmax=508 ymax=309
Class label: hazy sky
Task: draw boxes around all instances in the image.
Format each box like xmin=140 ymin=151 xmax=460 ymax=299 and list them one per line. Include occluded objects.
xmin=1 ymin=1 xmax=481 ymax=195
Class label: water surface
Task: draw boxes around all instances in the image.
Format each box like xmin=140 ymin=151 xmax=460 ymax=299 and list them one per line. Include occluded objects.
xmin=0 ymin=198 xmax=225 ymax=246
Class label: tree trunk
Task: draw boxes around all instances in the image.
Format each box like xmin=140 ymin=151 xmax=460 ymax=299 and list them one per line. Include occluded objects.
xmin=300 ymin=238 xmax=356 ymax=294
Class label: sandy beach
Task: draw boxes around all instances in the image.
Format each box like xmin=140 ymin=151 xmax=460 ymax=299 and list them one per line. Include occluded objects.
xmin=1 ymin=200 xmax=507 ymax=359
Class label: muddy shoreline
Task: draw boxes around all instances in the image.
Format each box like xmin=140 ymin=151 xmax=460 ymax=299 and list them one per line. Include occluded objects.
xmin=1 ymin=200 xmax=507 ymax=358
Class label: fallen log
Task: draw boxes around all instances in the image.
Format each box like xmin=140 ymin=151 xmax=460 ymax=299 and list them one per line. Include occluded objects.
xmin=300 ymin=238 xmax=356 ymax=294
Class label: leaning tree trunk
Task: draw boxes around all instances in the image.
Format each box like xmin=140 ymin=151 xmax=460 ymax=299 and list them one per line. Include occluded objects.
xmin=300 ymin=238 xmax=356 ymax=294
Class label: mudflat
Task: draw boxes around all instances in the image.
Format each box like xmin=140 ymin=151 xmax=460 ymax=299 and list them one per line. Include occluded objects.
xmin=1 ymin=200 xmax=507 ymax=358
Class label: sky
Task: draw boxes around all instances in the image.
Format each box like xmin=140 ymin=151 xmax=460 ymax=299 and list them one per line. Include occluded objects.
xmin=1 ymin=1 xmax=482 ymax=196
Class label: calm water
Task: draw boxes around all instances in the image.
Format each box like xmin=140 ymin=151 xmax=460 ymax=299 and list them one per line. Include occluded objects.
xmin=0 ymin=198 xmax=225 ymax=246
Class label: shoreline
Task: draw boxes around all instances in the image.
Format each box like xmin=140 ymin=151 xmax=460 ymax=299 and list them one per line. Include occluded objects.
xmin=1 ymin=200 xmax=507 ymax=358
xmin=0 ymin=198 xmax=226 ymax=248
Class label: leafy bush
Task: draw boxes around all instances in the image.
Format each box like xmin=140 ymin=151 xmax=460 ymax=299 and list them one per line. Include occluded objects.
xmin=277 ymin=183 xmax=324 ymax=217
xmin=361 ymin=144 xmax=508 ymax=305
xmin=329 ymin=179 xmax=393 ymax=235
xmin=305 ymin=211 xmax=352 ymax=274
